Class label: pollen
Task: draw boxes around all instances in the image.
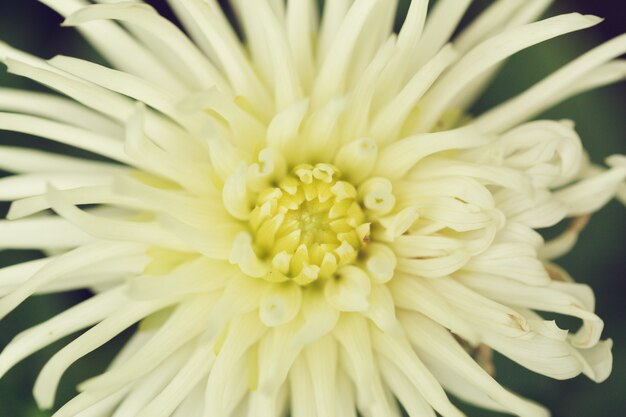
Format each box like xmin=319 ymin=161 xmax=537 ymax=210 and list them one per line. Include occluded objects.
xmin=248 ymin=163 xmax=370 ymax=285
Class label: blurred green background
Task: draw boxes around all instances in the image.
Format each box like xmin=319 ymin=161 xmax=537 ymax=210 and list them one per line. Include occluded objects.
xmin=0 ymin=1 xmax=625 ymax=416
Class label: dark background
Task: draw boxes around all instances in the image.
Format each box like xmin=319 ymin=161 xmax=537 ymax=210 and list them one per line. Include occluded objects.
xmin=0 ymin=1 xmax=624 ymax=416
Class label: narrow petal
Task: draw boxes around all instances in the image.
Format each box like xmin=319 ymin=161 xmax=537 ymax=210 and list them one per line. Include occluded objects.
xmin=63 ymin=2 xmax=229 ymax=91
xmin=370 ymin=328 xmax=465 ymax=417
xmin=374 ymin=127 xmax=492 ymax=180
xmin=0 ymin=241 xmax=144 ymax=319
xmin=474 ymin=33 xmax=626 ymax=133
xmin=133 ymin=340 xmax=216 ymax=417
xmin=38 ymin=0 xmax=187 ymax=93
xmin=0 ymin=173 xmax=114 ymax=202
xmin=286 ymin=0 xmax=318 ymax=91
xmin=417 ymin=13 xmax=602 ymax=132
xmin=0 ymin=88 xmax=120 ymax=135
xmin=0 ymin=285 xmax=127 ymax=379
xmin=79 ymin=295 xmax=217 ymax=393
xmin=409 ymin=0 xmax=471 ymax=70
xmin=0 ymin=216 xmax=92 ymax=249
xmin=34 ymin=294 xmax=185 ymax=409
xmin=0 ymin=111 xmax=130 ymax=164
xmin=171 ymin=0 xmax=273 ymax=117
xmin=378 ymin=355 xmax=436 ymax=417
xmin=402 ymin=312 xmax=550 ymax=417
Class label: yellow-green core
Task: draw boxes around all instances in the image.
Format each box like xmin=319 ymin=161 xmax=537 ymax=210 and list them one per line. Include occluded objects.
xmin=249 ymin=163 xmax=370 ymax=285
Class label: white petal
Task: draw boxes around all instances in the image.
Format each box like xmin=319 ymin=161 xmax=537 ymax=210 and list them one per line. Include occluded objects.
xmin=396 ymin=176 xmax=495 ymax=209
xmin=0 ymin=285 xmax=127 ymax=379
xmin=301 ymin=97 xmax=348 ymax=161
xmin=454 ymin=0 xmax=526 ymax=53
xmin=332 ymin=314 xmax=396 ymax=416
xmin=45 ymin=185 xmax=190 ymax=250
xmin=129 ymin=257 xmax=234 ymax=301
xmin=134 ymin=340 xmax=216 ymax=417
xmin=0 ymin=145 xmax=124 ymax=175
xmin=334 ymin=369 xmax=357 ymax=417
xmin=49 ymin=55 xmax=201 ymax=131
xmin=378 ymin=355 xmax=436 ymax=417
xmin=291 ymin=288 xmax=340 ymax=348
xmin=63 ymin=2 xmax=228 ymax=91
xmin=462 ymin=242 xmax=550 ymax=286
xmin=181 ymin=88 xmax=266 ymax=157
xmin=0 ymin=88 xmax=120 ymax=135
xmin=222 ymin=163 xmax=252 ymax=220
xmin=112 ymin=175 xmax=225 ymax=228
xmin=371 ymin=0 xmax=428 ymax=109
xmin=0 ymin=216 xmax=93 ymax=249
xmin=312 ymin=0 xmax=385 ymax=107
xmin=34 ymin=294 xmax=185 ymax=409
xmin=205 ymin=312 xmax=266 ymax=416
xmin=257 ymin=318 xmax=304 ymax=395
xmin=0 ymin=110 xmax=130 ymax=163
xmin=67 ymin=334 xmax=181 ymax=417
xmin=204 ymin=357 xmax=249 ymax=417
xmin=303 ymin=335 xmax=338 ymax=417
xmin=0 ymin=258 xmax=51 ymax=296
xmin=372 ymin=45 xmax=458 ymax=145
xmin=286 ymin=0 xmax=318 ymax=91
xmin=340 ymin=36 xmax=396 ymax=140
xmin=6 ymin=58 xmax=193 ymax=158
xmin=417 ymin=13 xmax=602 ymax=132
xmin=397 ymin=250 xmax=471 ymax=279
xmin=170 ymin=0 xmax=273 ymax=117
xmin=79 ymin=295 xmax=217 ymax=393
xmin=324 ymin=265 xmax=371 ymax=312
xmin=0 ymin=40 xmax=65 ymax=73
xmin=550 ymin=60 xmax=626 ymax=107
xmin=124 ymin=104 xmax=213 ymax=194
xmin=73 ymin=388 xmax=128 ymax=417
xmin=233 ymin=0 xmax=303 ymax=111
xmin=374 ymin=127 xmax=492 ymax=180
xmin=0 ymin=173 xmax=115 ymax=201
xmin=229 ymin=232 xmax=270 ymax=277
xmin=402 ymin=312 xmax=550 ymax=417
xmin=316 ymin=0 xmax=352 ymax=65
xmin=429 ymin=277 xmax=532 ymax=339
xmin=474 ymin=33 xmax=626 ymax=133
xmin=289 ymin=354 xmax=317 ymax=417
xmin=364 ymin=284 xmax=402 ymax=335
xmin=171 ymin=378 xmax=206 ymax=417
xmin=202 ymin=275 xmax=267 ymax=341
xmin=0 ymin=241 xmax=144 ymax=319
xmin=266 ymin=98 xmax=310 ymax=163
xmin=334 ymin=138 xmax=378 ymax=184
xmin=43 ymin=253 xmax=146 ymax=294
xmin=7 ymin=184 xmax=142 ymax=221
xmin=390 ymin=274 xmax=479 ymax=344
xmin=555 ymin=165 xmax=626 ymax=216
xmin=370 ymin=328 xmax=464 ymax=417
xmin=259 ymin=282 xmax=302 ymax=327
xmin=361 ymin=242 xmax=397 ymax=284
xmin=407 ymin=158 xmax=533 ymax=195
xmin=51 ymin=386 xmax=129 ymax=417
xmin=38 ymin=0 xmax=187 ymax=93
xmin=409 ymin=0 xmax=471 ymax=70
xmin=375 ymin=206 xmax=419 ymax=241
xmin=495 ymin=188 xmax=568 ymax=229
xmin=572 ymin=339 xmax=613 ymax=383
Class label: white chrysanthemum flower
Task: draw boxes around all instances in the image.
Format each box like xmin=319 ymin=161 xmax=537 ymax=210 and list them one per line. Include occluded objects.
xmin=1 ymin=1 xmax=626 ymax=416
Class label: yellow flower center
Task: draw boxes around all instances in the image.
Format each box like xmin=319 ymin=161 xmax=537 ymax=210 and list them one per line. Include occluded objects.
xmin=249 ymin=163 xmax=370 ymax=285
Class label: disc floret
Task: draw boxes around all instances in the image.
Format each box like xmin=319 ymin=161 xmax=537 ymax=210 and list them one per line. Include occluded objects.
xmin=249 ymin=163 xmax=370 ymax=285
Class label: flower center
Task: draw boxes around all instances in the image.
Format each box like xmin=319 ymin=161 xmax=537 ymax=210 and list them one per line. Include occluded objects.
xmin=249 ymin=163 xmax=370 ymax=285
